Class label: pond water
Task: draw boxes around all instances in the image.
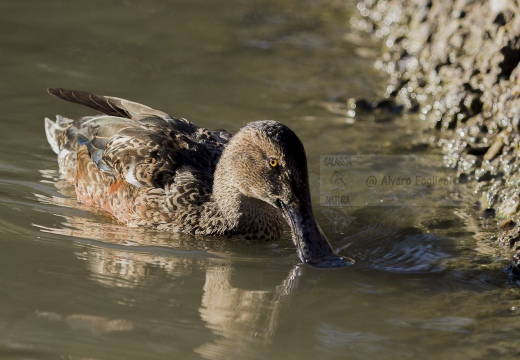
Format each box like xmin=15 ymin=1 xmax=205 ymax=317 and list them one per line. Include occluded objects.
xmin=1 ymin=0 xmax=519 ymax=359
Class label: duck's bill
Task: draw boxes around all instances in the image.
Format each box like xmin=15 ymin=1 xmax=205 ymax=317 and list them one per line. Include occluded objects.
xmin=277 ymin=199 xmax=354 ymax=268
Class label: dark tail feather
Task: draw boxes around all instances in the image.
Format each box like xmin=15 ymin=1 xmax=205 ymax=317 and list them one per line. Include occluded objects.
xmin=47 ymin=88 xmax=130 ymax=119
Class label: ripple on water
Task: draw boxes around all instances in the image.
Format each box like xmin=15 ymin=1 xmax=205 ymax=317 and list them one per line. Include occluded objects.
xmin=385 ymin=316 xmax=475 ymax=333
xmin=335 ymin=213 xmax=451 ymax=274
xmin=371 ymin=233 xmax=451 ymax=273
xmin=315 ymin=323 xmax=412 ymax=359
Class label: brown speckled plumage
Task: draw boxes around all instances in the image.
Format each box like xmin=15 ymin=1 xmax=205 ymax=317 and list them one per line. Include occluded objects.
xmin=45 ymin=88 xmax=351 ymax=267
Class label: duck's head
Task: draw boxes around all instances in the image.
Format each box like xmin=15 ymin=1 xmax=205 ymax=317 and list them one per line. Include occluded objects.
xmin=215 ymin=120 xmax=352 ymax=268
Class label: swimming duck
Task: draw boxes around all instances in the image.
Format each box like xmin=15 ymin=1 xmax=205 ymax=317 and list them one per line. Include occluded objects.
xmin=45 ymin=88 xmax=351 ymax=267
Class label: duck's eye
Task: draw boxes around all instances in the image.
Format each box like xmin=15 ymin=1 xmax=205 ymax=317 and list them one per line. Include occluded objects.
xmin=269 ymin=158 xmax=278 ymax=168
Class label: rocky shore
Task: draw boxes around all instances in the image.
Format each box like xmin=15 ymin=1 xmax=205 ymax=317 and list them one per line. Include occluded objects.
xmin=352 ymin=0 xmax=520 ymax=270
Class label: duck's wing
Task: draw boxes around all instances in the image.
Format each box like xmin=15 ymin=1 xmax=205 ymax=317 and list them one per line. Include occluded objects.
xmin=48 ymin=88 xmax=231 ymax=142
xmin=98 ymin=119 xmax=220 ymax=190
xmin=49 ymin=88 xmax=230 ymax=190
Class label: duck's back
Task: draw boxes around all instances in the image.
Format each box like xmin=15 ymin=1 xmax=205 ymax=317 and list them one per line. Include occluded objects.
xmin=45 ymin=89 xmax=231 ymax=229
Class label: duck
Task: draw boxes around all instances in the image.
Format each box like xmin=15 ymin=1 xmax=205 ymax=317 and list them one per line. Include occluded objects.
xmin=45 ymin=88 xmax=352 ymax=267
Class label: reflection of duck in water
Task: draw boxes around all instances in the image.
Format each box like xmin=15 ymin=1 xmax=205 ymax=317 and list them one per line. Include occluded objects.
xmin=45 ymin=88 xmax=351 ymax=267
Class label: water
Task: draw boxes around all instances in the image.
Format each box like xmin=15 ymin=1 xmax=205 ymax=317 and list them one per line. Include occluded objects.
xmin=1 ymin=0 xmax=518 ymax=359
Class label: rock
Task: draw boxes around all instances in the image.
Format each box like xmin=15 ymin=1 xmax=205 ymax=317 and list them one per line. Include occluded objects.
xmin=353 ymin=0 xmax=520 ymax=254
xmin=490 ymin=0 xmax=512 ymax=14
xmin=483 ymin=131 xmax=508 ymax=162
xmin=499 ymin=196 xmax=520 ymax=218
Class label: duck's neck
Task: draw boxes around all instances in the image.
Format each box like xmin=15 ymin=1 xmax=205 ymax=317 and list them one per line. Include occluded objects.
xmin=202 ymin=182 xmax=283 ymax=240
xmin=200 ymin=157 xmax=284 ymax=240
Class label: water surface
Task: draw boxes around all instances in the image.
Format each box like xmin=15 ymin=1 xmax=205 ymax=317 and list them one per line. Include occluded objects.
xmin=0 ymin=0 xmax=518 ymax=359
